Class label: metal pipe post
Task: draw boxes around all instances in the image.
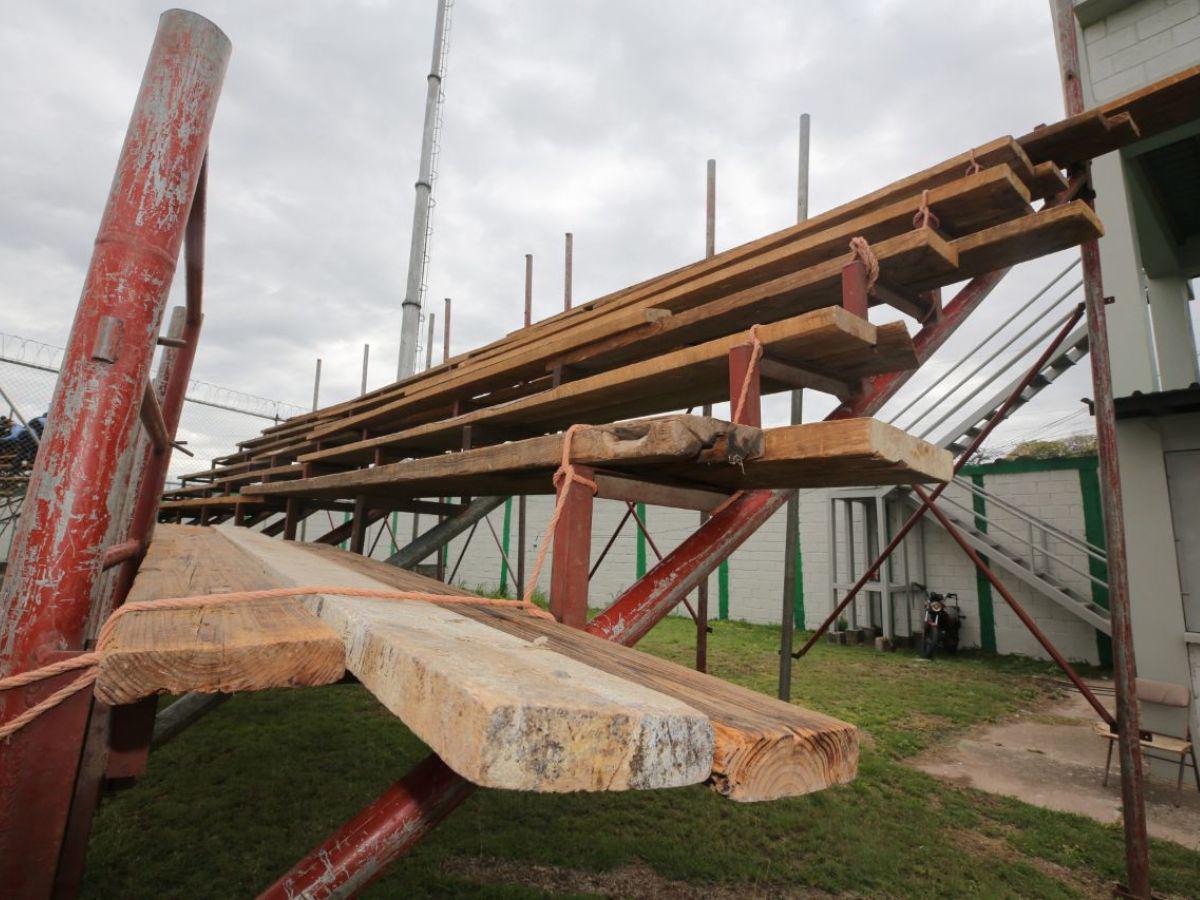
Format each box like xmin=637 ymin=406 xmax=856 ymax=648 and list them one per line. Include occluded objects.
xmin=780 ymin=113 xmax=810 ymax=700
xmin=694 ymin=158 xmax=717 ymax=672
xmin=443 ymin=298 xmax=451 ymax=362
xmin=397 ymin=0 xmax=452 ymax=379
xmin=516 ymin=254 xmax=532 ymax=599
xmin=411 ymin=313 xmax=437 ymax=544
xmin=564 ymin=232 xmax=573 ymax=311
xmin=0 ymin=12 xmax=229 ymax=893
xmin=1048 ymin=2 xmax=1149 ymax=892
xmin=361 ymin=343 xmax=370 ymax=395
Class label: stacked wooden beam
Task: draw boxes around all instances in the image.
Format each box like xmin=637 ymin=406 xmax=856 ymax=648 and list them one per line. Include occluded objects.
xmin=100 ymin=525 xmax=858 ymax=801
xmin=165 ymin=68 xmax=1200 ymax=520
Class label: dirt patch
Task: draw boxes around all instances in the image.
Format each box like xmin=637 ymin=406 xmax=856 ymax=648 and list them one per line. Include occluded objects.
xmin=955 ymin=828 xmax=1109 ymax=899
xmin=441 ymin=856 xmax=835 ymax=898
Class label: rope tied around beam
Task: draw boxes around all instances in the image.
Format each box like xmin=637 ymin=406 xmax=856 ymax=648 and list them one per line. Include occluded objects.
xmin=523 ymin=423 xmax=599 ymax=604
xmin=0 ymin=585 xmax=556 ymax=741
xmin=847 ymin=237 xmax=880 ymax=296
xmin=911 ymin=189 xmax=940 ymax=231
xmin=731 ymin=324 xmax=764 ymax=424
xmin=965 ymin=147 xmax=982 ymax=177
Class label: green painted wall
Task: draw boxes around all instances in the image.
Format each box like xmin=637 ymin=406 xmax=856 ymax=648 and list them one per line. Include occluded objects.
xmin=970 ymin=473 xmax=998 ymax=653
xmin=499 ymin=497 xmax=513 ymax=595
xmin=635 ymin=503 xmax=647 ymax=579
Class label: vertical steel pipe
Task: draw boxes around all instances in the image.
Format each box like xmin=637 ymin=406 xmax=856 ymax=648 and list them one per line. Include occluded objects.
xmin=1048 ymin=2 xmax=1150 ymax=893
xmin=0 ymin=12 xmax=229 ymax=894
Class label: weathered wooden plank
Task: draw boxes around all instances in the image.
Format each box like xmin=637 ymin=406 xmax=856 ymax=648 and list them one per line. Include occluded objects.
xmin=216 ymin=526 xmax=715 ymax=793
xmin=294 ymin=307 xmax=908 ymax=467
xmin=94 ymin=526 xmax=345 ymax=704
xmin=291 ymin=540 xmax=860 ymax=802
xmin=1019 ymin=65 xmax=1200 ymax=164
xmin=247 ymin=416 xmax=950 ymax=503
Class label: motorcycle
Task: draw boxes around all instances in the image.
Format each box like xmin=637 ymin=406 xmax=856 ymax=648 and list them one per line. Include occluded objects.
xmin=913 ymin=583 xmax=964 ymax=659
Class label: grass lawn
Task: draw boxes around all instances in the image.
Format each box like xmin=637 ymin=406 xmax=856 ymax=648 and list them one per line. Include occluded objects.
xmin=83 ymin=616 xmax=1200 ymax=898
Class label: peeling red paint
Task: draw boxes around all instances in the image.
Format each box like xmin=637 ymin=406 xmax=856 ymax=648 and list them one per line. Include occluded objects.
xmin=0 ymin=11 xmax=229 ymax=894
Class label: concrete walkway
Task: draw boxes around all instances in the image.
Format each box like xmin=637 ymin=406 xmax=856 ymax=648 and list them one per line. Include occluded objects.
xmin=911 ymin=680 xmax=1200 ymax=849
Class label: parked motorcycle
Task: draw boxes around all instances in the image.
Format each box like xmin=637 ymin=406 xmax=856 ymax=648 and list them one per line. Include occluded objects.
xmin=913 ymin=583 xmax=964 ymax=659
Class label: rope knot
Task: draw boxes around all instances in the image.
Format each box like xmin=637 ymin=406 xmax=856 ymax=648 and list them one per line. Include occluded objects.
xmin=847 ymin=236 xmax=880 ymax=296
xmin=912 ymin=189 xmax=940 ymax=231
xmin=965 ymin=147 xmax=982 ymax=177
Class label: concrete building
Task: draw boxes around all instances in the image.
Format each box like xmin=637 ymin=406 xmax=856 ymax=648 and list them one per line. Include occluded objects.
xmin=1064 ymin=0 xmax=1200 ymax=759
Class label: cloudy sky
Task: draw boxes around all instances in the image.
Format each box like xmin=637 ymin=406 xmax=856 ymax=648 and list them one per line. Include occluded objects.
xmin=1 ymin=0 xmax=1104 ymax=450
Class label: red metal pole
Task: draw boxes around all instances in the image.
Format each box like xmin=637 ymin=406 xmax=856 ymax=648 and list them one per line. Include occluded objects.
xmin=1048 ymin=3 xmax=1150 ymax=894
xmin=548 ymin=464 xmax=594 ymax=628
xmin=0 ymin=12 xmax=229 ymax=895
xmin=260 ymin=753 xmax=473 ymax=900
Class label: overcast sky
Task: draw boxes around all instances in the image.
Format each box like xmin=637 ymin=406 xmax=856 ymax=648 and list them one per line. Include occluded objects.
xmin=1 ymin=0 xmax=1104 ymax=449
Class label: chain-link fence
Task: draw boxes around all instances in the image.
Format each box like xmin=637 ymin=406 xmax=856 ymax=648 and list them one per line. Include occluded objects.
xmin=0 ymin=332 xmax=306 ymax=558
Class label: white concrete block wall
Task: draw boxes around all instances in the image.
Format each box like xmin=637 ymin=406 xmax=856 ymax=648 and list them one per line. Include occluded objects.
xmin=1080 ymin=0 xmax=1200 ymax=103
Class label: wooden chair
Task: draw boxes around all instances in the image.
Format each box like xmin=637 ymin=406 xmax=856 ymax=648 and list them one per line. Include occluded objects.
xmin=1094 ymin=677 xmax=1200 ymax=806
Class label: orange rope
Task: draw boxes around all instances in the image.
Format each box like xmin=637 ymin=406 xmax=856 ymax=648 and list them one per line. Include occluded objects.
xmin=847 ymin=236 xmax=880 ymax=295
xmin=523 ymin=424 xmax=598 ymax=603
xmin=731 ymin=324 xmax=764 ymax=424
xmin=965 ymin=147 xmax=982 ymax=176
xmin=0 ymin=584 xmax=555 ymax=741
xmin=912 ymin=188 xmax=940 ymax=231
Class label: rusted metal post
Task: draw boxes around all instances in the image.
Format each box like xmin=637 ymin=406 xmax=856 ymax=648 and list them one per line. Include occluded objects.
xmin=696 ymin=158 xmax=717 ymax=672
xmin=349 ymin=496 xmax=369 ymax=555
xmin=728 ymin=343 xmax=762 ymax=428
xmin=780 ymin=114 xmax=811 ymax=700
xmin=1048 ymin=3 xmax=1149 ymax=893
xmin=0 ymin=12 xmax=229 ymax=894
xmin=840 ymin=261 xmax=870 ymax=319
xmin=516 ymin=254 xmax=533 ymax=599
xmin=549 ymin=464 xmax=594 ymax=628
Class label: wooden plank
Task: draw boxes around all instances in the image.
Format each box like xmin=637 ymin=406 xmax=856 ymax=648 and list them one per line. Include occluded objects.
xmin=281 ymin=142 xmax=1041 ymax=441
xmin=694 ymin=419 xmax=954 ymax=488
xmin=94 ymin=526 xmax=345 ymax=704
xmin=910 ymin=201 xmax=1103 ymax=291
xmin=298 ymin=305 xmax=917 ymax=472
xmin=216 ymin=526 xmax=715 ymax=793
xmin=251 ymin=417 xmax=759 ymax=502
xmin=247 ymin=416 xmax=951 ymax=504
xmin=593 ymin=473 xmax=730 ymax=512
xmin=289 ymin=540 xmax=860 ymax=802
xmin=159 ymin=493 xmax=268 ymax=510
xmin=1019 ymin=65 xmax=1200 ymax=164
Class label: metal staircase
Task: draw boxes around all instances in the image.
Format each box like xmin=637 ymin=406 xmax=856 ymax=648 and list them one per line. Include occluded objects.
xmin=936 ymin=323 xmax=1090 ymax=458
xmin=878 ymin=258 xmax=1110 ymax=634
xmin=898 ymin=478 xmax=1111 ymax=633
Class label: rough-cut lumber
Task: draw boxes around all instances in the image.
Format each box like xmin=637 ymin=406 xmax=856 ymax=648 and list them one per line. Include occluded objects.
xmin=1019 ymin=65 xmax=1200 ymax=164
xmin=246 ymin=416 xmax=951 ymax=503
xmin=302 ymin=236 xmax=952 ymax=446
xmin=251 ymin=417 xmax=760 ymax=501
xmin=296 ymin=307 xmax=911 ymax=467
xmin=290 ymin=539 xmax=860 ymax=802
xmin=694 ymin=418 xmax=954 ymax=488
xmin=266 ymin=143 xmax=1046 ymax=442
xmin=216 ymin=526 xmax=714 ymax=793
xmin=94 ymin=525 xmax=345 ymax=704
